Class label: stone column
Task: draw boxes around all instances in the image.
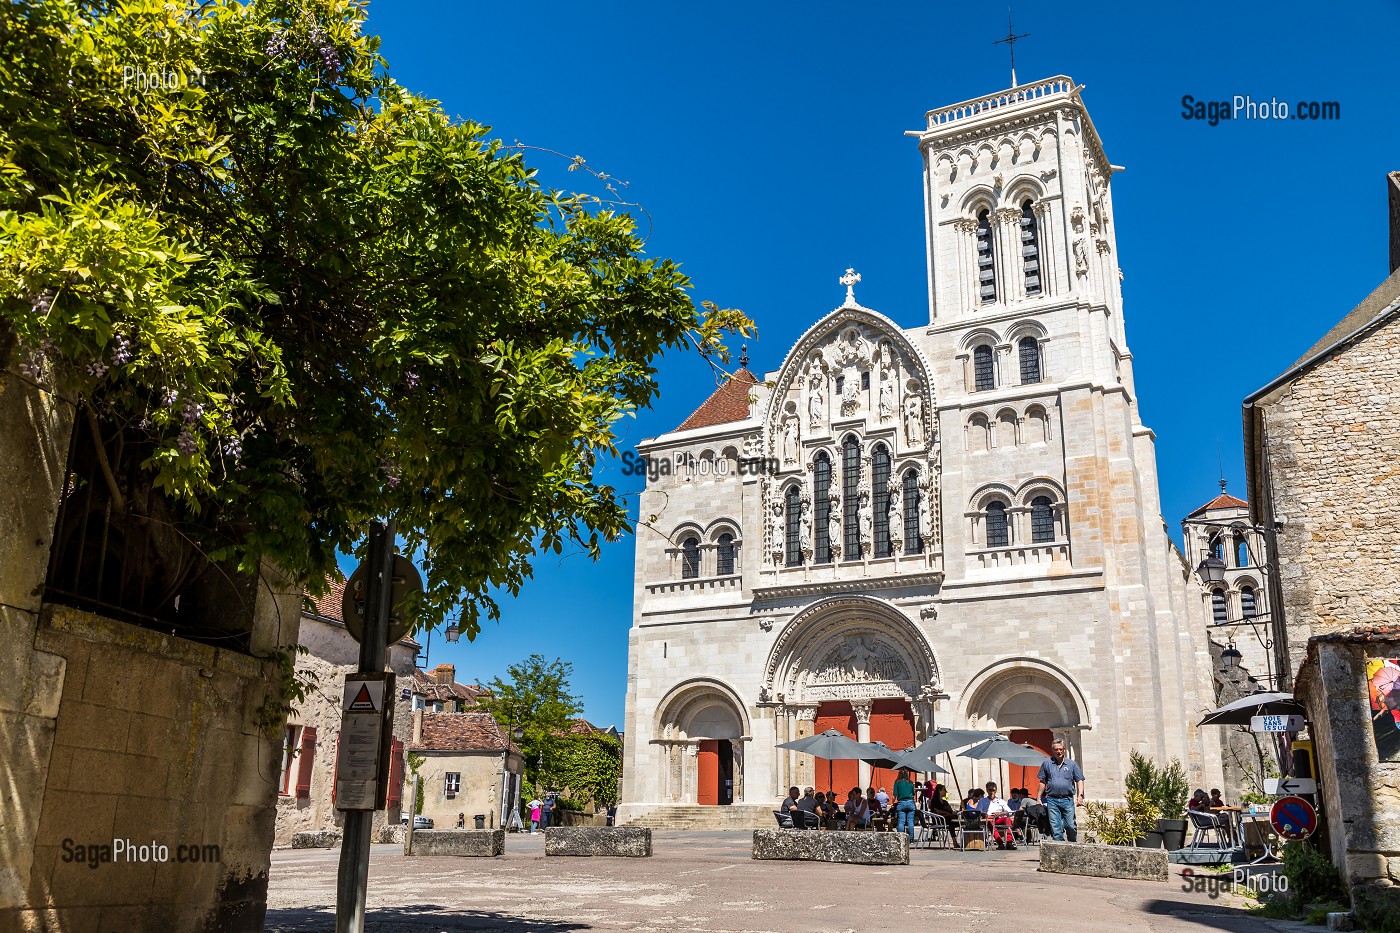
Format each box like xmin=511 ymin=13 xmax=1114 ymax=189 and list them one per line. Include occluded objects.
xmin=853 ymin=700 xmax=873 ymax=789
xmin=684 ymin=743 xmax=699 ymax=804
xmin=794 ymin=706 xmax=818 ymax=788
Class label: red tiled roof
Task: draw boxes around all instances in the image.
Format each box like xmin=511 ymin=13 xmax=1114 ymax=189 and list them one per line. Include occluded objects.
xmin=412 ymin=711 xmax=519 ymax=755
xmin=411 ymin=668 xmax=489 ymax=704
xmin=675 ymin=368 xmax=759 ymax=431
xmin=302 ymin=572 xmax=421 ymax=648
xmin=1188 ymin=492 xmax=1249 ymax=516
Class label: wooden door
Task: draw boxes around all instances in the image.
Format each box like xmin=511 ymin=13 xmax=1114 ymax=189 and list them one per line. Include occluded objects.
xmin=697 ymin=740 xmax=719 ymax=805
xmin=869 ymin=699 xmax=915 ymax=792
xmin=813 ymin=702 xmax=857 ymax=795
xmin=1009 ymin=729 xmax=1053 ymax=796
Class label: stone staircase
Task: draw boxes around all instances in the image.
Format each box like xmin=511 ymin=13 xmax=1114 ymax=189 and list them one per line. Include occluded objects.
xmin=619 ymin=804 xmax=775 ymax=831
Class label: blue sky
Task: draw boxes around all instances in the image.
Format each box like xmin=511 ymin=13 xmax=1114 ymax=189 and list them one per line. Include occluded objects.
xmin=358 ymin=1 xmax=1400 ymax=727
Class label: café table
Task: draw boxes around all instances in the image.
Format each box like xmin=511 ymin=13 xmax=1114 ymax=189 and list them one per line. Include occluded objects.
xmin=1210 ymin=806 xmax=1244 ymax=847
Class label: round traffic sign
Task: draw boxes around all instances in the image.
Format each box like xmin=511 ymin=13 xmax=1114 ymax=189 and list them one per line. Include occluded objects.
xmin=1269 ymin=795 xmax=1317 ymax=840
xmin=341 ymin=555 xmax=423 ymax=646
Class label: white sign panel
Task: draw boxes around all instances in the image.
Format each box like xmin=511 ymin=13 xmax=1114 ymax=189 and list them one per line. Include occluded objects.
xmin=1264 ymin=776 xmax=1317 ymax=796
xmin=1250 ymin=714 xmax=1305 ymax=733
xmin=335 ymin=674 xmax=388 ymax=811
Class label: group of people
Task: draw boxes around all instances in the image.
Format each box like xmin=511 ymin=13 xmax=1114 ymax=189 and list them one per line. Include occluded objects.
xmin=777 ymin=738 xmax=1089 ymax=848
xmin=1189 ymin=787 xmax=1236 ymax=842
xmin=525 ymin=793 xmax=557 ymax=833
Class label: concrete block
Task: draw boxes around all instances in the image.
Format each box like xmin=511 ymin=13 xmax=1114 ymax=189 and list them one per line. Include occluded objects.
xmin=544 ymin=827 xmax=651 ymax=858
xmin=1038 ymin=840 xmax=1168 ymax=882
xmin=407 ymin=830 xmax=505 ymax=857
xmin=290 ymin=831 xmax=341 ymax=849
xmin=751 ymin=829 xmax=909 ymax=866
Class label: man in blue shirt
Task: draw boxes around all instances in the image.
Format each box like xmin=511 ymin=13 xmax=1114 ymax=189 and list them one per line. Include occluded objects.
xmin=1036 ymin=739 xmax=1085 ymax=842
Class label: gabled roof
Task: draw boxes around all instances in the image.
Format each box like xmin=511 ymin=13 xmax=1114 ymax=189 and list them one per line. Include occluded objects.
xmin=412 ymin=711 xmax=519 ymax=755
xmin=675 ymin=367 xmax=759 ymax=432
xmin=411 ymin=668 xmax=488 ymax=704
xmin=1188 ymin=492 xmax=1249 ymax=517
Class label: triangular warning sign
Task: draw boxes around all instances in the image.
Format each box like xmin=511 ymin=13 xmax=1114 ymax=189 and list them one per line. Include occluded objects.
xmin=347 ymin=684 xmax=377 ymax=712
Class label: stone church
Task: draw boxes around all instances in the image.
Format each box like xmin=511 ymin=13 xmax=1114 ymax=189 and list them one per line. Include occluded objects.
xmin=618 ymin=76 xmax=1223 ymax=827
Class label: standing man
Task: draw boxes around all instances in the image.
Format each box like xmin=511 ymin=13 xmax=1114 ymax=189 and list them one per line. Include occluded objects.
xmin=1037 ymin=739 xmax=1085 ymax=842
xmin=540 ymin=793 xmax=555 ymax=831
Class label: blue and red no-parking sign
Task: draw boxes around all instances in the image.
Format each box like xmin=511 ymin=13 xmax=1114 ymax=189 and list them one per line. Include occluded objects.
xmin=1270 ymin=795 xmax=1317 ymax=840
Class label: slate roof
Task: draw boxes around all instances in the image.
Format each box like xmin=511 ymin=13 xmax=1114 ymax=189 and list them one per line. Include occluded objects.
xmin=675 ymin=368 xmax=759 ymax=432
xmin=412 ymin=711 xmax=520 ymax=755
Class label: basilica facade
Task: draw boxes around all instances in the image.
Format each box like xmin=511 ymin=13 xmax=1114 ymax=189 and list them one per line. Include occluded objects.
xmin=618 ymin=77 xmax=1223 ymax=826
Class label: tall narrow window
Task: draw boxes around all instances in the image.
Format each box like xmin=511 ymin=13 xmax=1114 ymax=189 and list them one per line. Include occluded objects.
xmin=976 ymin=209 xmax=997 ymax=303
xmin=986 ymin=501 xmax=1009 ymax=547
xmin=1021 ymin=199 xmax=1041 ymax=296
xmin=814 ymin=452 xmax=832 ymax=563
xmin=785 ymin=486 xmax=802 ymax=567
xmin=1018 ymin=336 xmax=1042 ymax=385
xmin=1234 ymin=533 xmax=1249 ymax=568
xmin=1031 ymin=495 xmax=1055 ymax=543
xmin=903 ymin=469 xmax=922 ymax=554
xmin=974 ymin=345 xmax=995 ymax=391
xmin=716 ymin=533 xmax=735 ymax=576
xmin=842 ymin=435 xmax=861 ymax=559
xmin=681 ymin=536 xmax=700 ymax=579
xmin=873 ymin=444 xmax=891 ymax=558
xmin=1211 ymin=589 xmax=1228 ymax=623
xmin=1241 ymin=586 xmax=1257 ymax=619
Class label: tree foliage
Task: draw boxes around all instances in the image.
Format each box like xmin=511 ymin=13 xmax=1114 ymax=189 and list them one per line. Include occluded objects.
xmin=0 ymin=0 xmax=752 ymax=632
xmin=476 ymin=654 xmax=581 ymax=791
xmin=550 ymin=732 xmax=623 ymax=808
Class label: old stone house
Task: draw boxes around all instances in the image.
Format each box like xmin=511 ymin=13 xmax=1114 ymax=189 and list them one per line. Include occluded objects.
xmin=1244 ymin=235 xmax=1400 ymax=922
xmin=407 ymin=711 xmax=524 ymax=830
xmin=410 ymin=664 xmax=487 ymax=713
xmin=272 ymin=575 xmax=419 ymax=847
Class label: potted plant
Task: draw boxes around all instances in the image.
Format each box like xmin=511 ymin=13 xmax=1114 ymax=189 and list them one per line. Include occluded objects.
xmin=1125 ymin=751 xmax=1190 ymax=850
xmin=1084 ymin=790 xmax=1161 ymax=846
xmin=1125 ymin=752 xmax=1164 ymax=848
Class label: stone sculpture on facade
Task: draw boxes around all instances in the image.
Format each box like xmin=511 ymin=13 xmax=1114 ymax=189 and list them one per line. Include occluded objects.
xmin=878 ymin=376 xmax=894 ymax=423
xmin=808 ymin=374 xmax=825 ymax=429
xmin=903 ymin=393 xmax=924 ymax=447
xmin=857 ymin=490 xmax=873 ymax=556
xmin=887 ymin=478 xmax=903 ymax=552
xmin=769 ymin=497 xmax=785 ymax=566
xmin=781 ymin=413 xmax=800 ymax=464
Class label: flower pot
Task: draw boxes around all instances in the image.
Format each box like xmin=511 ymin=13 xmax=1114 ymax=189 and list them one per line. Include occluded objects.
xmin=1135 ymin=829 xmax=1164 ymax=849
xmin=1158 ymin=819 xmax=1188 ymax=852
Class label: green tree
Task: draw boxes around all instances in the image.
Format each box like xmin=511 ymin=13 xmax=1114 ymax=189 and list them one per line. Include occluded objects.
xmin=0 ymin=0 xmax=752 ymax=633
xmin=477 ymin=655 xmax=582 ymax=791
xmin=550 ymin=731 xmax=623 ymax=809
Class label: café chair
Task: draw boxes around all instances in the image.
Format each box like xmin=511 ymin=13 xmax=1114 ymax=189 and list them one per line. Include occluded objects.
xmin=1186 ymin=810 xmax=1229 ymax=851
xmin=773 ymin=809 xmax=793 ymax=829
xmin=917 ymin=810 xmax=952 ymax=849
xmin=957 ymin=811 xmax=989 ymax=850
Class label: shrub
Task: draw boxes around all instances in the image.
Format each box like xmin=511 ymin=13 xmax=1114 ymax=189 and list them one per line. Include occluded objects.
xmin=1084 ymin=790 xmax=1160 ymax=845
xmin=1124 ymin=750 xmax=1189 ymax=821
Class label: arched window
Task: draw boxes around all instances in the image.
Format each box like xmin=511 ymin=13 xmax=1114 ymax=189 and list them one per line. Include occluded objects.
xmin=1031 ymin=495 xmax=1055 ymax=543
xmin=986 ymin=501 xmax=1009 ymax=547
xmin=976 ymin=209 xmax=997 ymax=303
xmin=1018 ymin=336 xmax=1042 ymax=384
xmin=903 ymin=469 xmax=922 ymax=554
xmin=681 ymin=536 xmax=700 ymax=579
xmin=716 ymin=533 xmax=735 ymax=576
xmin=1211 ymin=589 xmax=1228 ymax=623
xmin=814 ymin=452 xmax=832 ymax=564
xmin=1210 ymin=535 xmax=1224 ymax=561
xmin=1234 ymin=533 xmax=1249 ymax=568
xmin=873 ymin=445 xmax=891 ymax=558
xmin=1021 ymin=199 xmax=1042 ymax=296
xmin=1241 ymin=586 xmax=1257 ymax=619
xmin=784 ymin=486 xmax=802 ymax=567
xmin=842 ymin=435 xmax=861 ymax=559
xmin=973 ymin=345 xmax=995 ymax=391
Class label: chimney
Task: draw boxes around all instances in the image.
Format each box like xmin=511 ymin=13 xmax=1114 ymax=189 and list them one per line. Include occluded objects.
xmin=435 ymin=663 xmax=455 ymax=685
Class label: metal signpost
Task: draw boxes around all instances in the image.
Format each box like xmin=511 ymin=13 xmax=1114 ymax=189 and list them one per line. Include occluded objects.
xmin=335 ymin=519 xmax=402 ymax=933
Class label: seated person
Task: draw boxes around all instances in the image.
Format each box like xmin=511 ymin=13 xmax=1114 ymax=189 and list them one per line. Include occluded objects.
xmin=1188 ymin=789 xmax=1213 ymax=812
xmin=794 ymin=787 xmax=819 ymax=827
xmin=865 ymin=787 xmax=883 ymax=813
xmin=962 ymin=788 xmax=985 ymax=812
xmin=977 ymin=782 xmax=1016 ymax=850
xmin=1007 ymin=788 xmax=1024 ymax=811
xmin=845 ymin=788 xmax=870 ymax=830
xmin=929 ymin=785 xmax=957 ymax=822
xmin=779 ymin=786 xmax=801 ymax=826
xmin=876 ymin=786 xmax=891 ymax=808
xmin=1210 ymin=789 xmax=1227 ymax=809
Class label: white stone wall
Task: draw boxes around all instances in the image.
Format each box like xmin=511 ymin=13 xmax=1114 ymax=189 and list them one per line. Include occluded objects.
xmin=620 ymin=79 xmax=1222 ymax=823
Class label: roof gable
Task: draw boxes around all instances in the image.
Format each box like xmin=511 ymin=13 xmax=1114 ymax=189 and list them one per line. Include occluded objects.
xmin=675 ymin=368 xmax=758 ymax=431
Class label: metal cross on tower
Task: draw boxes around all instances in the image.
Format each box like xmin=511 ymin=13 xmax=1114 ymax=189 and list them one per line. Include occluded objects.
xmin=992 ymin=12 xmax=1030 ymax=88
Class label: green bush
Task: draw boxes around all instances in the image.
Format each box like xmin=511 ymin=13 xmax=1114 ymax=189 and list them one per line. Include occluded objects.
xmin=1084 ymin=790 xmax=1160 ymax=845
xmin=1124 ymin=751 xmax=1189 ymax=820
xmin=1281 ymin=839 xmax=1348 ymax=910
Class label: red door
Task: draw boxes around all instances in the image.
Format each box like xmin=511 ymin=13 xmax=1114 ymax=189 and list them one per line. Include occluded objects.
xmin=1009 ymin=729 xmax=1053 ymax=796
xmin=813 ymin=702 xmax=857 ymax=795
xmin=697 ymin=740 xmax=720 ymax=805
xmin=869 ymin=699 xmax=915 ymax=792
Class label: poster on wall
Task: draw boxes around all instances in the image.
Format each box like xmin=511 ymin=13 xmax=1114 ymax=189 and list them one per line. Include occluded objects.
xmin=1366 ymin=658 xmax=1400 ymax=761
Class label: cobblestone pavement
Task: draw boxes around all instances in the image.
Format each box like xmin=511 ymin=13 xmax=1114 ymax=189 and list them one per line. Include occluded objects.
xmin=265 ymin=832 xmax=1311 ymax=933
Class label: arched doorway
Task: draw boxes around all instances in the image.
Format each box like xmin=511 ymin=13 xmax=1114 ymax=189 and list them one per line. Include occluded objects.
xmin=963 ymin=660 xmax=1087 ymax=795
xmin=655 ymin=680 xmax=748 ymax=806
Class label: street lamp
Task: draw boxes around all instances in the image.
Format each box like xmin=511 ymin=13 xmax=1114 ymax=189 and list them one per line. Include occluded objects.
xmin=444 ymin=622 xmax=460 ymax=643
xmin=1220 ymin=642 xmax=1243 ymax=671
xmin=1195 ymin=554 xmax=1227 ymax=587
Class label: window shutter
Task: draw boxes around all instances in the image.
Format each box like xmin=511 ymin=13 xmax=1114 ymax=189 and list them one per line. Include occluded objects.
xmin=386 ymin=738 xmax=404 ymax=808
xmin=330 ymin=733 xmax=340 ymax=804
xmin=295 ymin=726 xmax=317 ymax=799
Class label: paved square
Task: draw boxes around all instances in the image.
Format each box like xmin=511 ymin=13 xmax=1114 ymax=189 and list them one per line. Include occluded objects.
xmin=265 ymin=832 xmax=1306 ymax=932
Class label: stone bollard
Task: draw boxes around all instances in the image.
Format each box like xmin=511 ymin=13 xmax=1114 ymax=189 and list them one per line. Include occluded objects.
xmin=751 ymin=829 xmax=909 ymax=865
xmin=405 ymin=829 xmax=506 ymax=857
xmin=1037 ymin=840 xmax=1168 ymax=881
xmin=290 ymin=831 xmax=341 ymax=849
xmin=544 ymin=827 xmax=652 ymax=857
